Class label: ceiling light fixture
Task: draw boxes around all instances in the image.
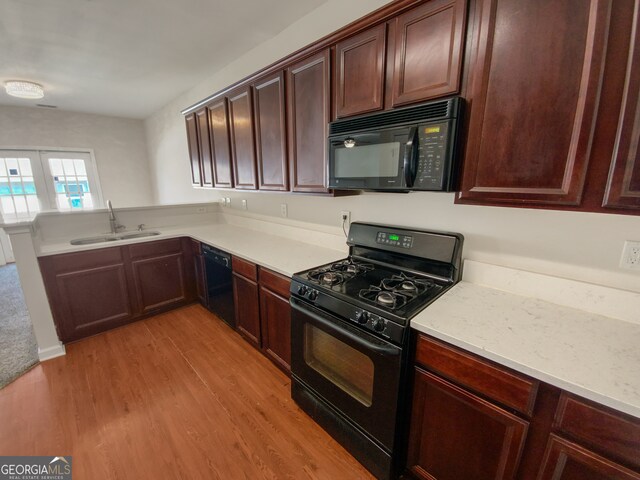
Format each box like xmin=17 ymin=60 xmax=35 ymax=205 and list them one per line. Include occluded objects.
xmin=5 ymin=81 xmax=45 ymax=99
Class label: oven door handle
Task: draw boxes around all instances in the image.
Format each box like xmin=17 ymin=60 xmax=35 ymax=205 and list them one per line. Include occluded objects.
xmin=290 ymin=297 xmax=401 ymax=357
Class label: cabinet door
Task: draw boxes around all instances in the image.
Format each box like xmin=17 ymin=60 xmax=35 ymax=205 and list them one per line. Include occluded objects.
xmin=537 ymin=436 xmax=640 ymax=480
xmin=232 ymin=273 xmax=261 ymax=347
xmin=195 ymin=107 xmax=214 ymax=187
xmin=259 ymin=269 xmax=291 ymax=373
xmin=131 ymin=253 xmax=188 ymax=314
xmin=390 ymin=0 xmax=466 ymax=107
xmin=335 ymin=24 xmax=386 ymax=118
xmin=458 ymin=0 xmax=611 ymax=206
xmin=287 ymin=50 xmax=331 ymax=193
xmin=407 ymin=368 xmax=528 ymax=480
xmin=185 ymin=112 xmax=202 ymax=186
xmin=259 ymin=288 xmax=291 ymax=372
xmin=604 ymin=6 xmax=640 ymax=210
xmin=39 ymin=248 xmax=134 ymax=343
xmin=229 ymin=86 xmax=258 ymax=189
xmin=208 ymin=98 xmax=234 ymax=188
xmin=253 ymin=72 xmax=288 ymax=191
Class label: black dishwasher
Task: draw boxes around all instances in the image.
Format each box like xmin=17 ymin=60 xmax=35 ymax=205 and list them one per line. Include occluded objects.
xmin=202 ymin=244 xmax=235 ymax=328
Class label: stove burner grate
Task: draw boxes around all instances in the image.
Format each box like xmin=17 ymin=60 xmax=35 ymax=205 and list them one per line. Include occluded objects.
xmin=307 ymin=259 xmax=374 ymax=286
xmin=359 ymin=272 xmax=436 ymax=310
xmin=330 ymin=259 xmax=375 ymax=275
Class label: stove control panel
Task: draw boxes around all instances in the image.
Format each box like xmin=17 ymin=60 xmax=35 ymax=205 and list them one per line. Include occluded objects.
xmin=376 ymin=231 xmax=413 ymax=249
xmin=290 ymin=280 xmax=405 ymax=345
xmin=352 ymin=309 xmax=390 ymax=337
xmin=298 ymin=285 xmax=320 ymax=303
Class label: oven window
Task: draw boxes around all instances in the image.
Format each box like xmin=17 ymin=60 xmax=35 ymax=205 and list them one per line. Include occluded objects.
xmin=303 ymin=324 xmax=374 ymax=406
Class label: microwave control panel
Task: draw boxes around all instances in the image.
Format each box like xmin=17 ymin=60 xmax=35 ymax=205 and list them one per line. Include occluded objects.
xmin=415 ymin=122 xmax=449 ymax=190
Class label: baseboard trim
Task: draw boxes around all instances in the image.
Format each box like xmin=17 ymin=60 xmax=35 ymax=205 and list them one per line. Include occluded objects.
xmin=38 ymin=344 xmax=66 ymax=361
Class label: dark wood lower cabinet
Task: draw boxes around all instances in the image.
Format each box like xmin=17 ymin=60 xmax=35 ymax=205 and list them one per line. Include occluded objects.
xmin=39 ymin=238 xmax=196 ymax=343
xmin=232 ymin=272 xmax=261 ymax=347
xmin=537 ymin=436 xmax=640 ymax=480
xmin=131 ymin=252 xmax=187 ymax=314
xmin=232 ymin=257 xmax=291 ymax=373
xmin=39 ymin=247 xmax=134 ymax=343
xmin=259 ymin=268 xmax=291 ymax=373
xmin=407 ymin=367 xmax=528 ymax=480
xmin=407 ymin=333 xmax=640 ymax=480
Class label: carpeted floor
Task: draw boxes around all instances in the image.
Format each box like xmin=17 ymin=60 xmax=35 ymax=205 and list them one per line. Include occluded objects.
xmin=0 ymin=263 xmax=38 ymax=388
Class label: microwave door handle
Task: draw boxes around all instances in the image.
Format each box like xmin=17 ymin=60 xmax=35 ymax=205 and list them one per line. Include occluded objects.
xmin=290 ymin=297 xmax=400 ymax=357
xmin=403 ymin=127 xmax=418 ymax=188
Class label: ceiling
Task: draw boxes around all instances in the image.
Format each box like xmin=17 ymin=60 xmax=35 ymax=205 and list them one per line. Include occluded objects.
xmin=0 ymin=0 xmax=327 ymax=119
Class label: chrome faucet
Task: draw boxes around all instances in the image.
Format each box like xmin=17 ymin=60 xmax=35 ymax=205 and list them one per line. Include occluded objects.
xmin=106 ymin=200 xmax=125 ymax=234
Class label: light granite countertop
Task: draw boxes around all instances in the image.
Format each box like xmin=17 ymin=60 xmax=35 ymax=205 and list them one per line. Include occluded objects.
xmin=411 ymin=281 xmax=640 ymax=419
xmin=37 ymin=223 xmax=347 ymax=278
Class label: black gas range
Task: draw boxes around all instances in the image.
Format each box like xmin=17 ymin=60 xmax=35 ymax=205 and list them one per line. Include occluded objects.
xmin=289 ymin=222 xmax=463 ymax=479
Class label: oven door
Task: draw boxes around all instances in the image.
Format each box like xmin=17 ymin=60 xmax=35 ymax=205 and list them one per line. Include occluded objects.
xmin=290 ymin=297 xmax=402 ymax=450
xmin=328 ymin=126 xmax=418 ymax=191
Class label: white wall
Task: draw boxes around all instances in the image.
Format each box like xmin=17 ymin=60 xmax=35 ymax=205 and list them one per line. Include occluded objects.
xmin=144 ymin=0 xmax=640 ymax=293
xmin=0 ymin=105 xmax=154 ymax=207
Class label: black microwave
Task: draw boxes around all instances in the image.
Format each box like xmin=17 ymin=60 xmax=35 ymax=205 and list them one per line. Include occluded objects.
xmin=328 ymin=97 xmax=462 ymax=192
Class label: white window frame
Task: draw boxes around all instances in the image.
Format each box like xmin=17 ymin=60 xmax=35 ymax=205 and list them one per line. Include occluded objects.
xmin=38 ymin=150 xmax=104 ymax=211
xmin=0 ymin=147 xmax=104 ymax=217
xmin=0 ymin=150 xmax=48 ymax=217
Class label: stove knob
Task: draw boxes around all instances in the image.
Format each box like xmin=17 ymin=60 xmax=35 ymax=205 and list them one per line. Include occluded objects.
xmin=308 ymin=290 xmax=318 ymax=301
xmin=372 ymin=319 xmax=386 ymax=332
xmin=356 ymin=311 xmax=369 ymax=324
xmin=297 ymin=285 xmax=308 ymax=296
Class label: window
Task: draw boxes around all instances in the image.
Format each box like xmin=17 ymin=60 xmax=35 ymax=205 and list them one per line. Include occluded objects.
xmin=0 ymin=155 xmax=42 ymax=217
xmin=0 ymin=149 xmax=103 ymax=220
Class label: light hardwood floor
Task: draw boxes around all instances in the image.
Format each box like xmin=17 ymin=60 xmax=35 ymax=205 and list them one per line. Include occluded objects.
xmin=0 ymin=304 xmax=374 ymax=479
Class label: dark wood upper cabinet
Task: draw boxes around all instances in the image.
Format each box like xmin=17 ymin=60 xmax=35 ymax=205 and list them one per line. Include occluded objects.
xmin=195 ymin=107 xmax=214 ymax=187
xmin=390 ymin=0 xmax=466 ymax=107
xmin=458 ymin=0 xmax=612 ymax=207
xmin=335 ymin=24 xmax=387 ymax=118
xmin=228 ymin=86 xmax=258 ymax=189
xmin=253 ymin=72 xmax=289 ymax=191
xmin=287 ymin=50 xmax=331 ymax=193
xmin=604 ymin=6 xmax=640 ymax=210
xmin=185 ymin=113 xmax=202 ymax=186
xmin=208 ymin=99 xmax=234 ymax=188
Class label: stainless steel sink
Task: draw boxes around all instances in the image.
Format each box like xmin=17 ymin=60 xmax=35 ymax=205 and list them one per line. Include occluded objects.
xmin=70 ymin=231 xmax=161 ymax=245
xmin=118 ymin=231 xmax=161 ymax=240
xmin=70 ymin=235 xmax=119 ymax=245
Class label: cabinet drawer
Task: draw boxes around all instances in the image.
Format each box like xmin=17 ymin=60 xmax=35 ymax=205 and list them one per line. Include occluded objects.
xmin=232 ymin=256 xmax=257 ymax=281
xmin=128 ymin=238 xmax=183 ymax=260
xmin=554 ymin=393 xmax=640 ymax=470
xmin=41 ymin=246 xmax=124 ymax=272
xmin=415 ymin=335 xmax=538 ymax=416
xmin=259 ymin=268 xmax=290 ymax=298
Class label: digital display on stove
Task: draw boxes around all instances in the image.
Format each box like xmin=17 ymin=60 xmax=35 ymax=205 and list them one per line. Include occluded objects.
xmin=376 ymin=231 xmax=413 ymax=248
